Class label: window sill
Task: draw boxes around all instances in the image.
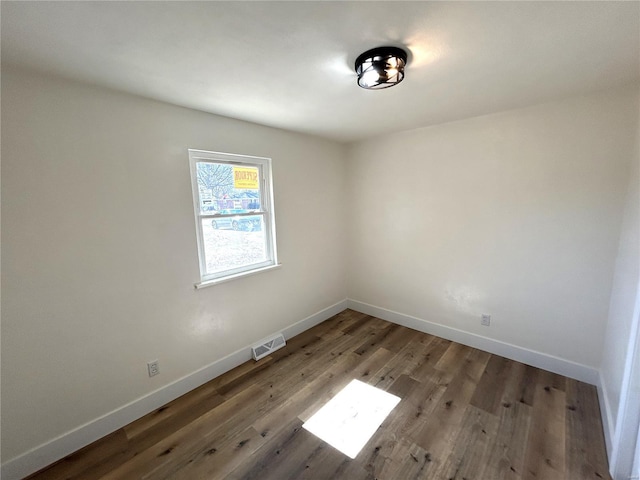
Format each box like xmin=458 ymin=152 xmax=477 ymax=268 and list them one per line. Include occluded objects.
xmin=194 ymin=264 xmax=282 ymax=289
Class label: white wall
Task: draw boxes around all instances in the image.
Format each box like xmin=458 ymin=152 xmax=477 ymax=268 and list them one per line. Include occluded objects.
xmin=1 ymin=67 xmax=346 ymax=466
xmin=3 ymin=65 xmax=638 ymax=478
xmin=346 ymin=85 xmax=639 ymax=370
xmin=600 ymin=101 xmax=640 ymax=477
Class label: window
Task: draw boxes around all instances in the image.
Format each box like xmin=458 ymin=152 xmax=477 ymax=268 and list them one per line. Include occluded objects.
xmin=188 ymin=149 xmax=278 ymax=286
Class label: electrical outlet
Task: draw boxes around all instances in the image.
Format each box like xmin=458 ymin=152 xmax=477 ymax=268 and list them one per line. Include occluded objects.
xmin=147 ymin=360 xmax=159 ymax=377
xmin=481 ymin=314 xmax=491 ymax=327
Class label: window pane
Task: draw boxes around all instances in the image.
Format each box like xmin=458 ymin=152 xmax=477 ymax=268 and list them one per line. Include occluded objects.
xmin=189 ymin=149 xmax=276 ymax=284
xmin=201 ymin=217 xmax=267 ymax=275
xmin=196 ymin=162 xmax=261 ymax=214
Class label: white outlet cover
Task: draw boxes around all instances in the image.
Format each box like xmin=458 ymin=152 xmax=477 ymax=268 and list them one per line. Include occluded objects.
xmin=147 ymin=360 xmax=159 ymax=377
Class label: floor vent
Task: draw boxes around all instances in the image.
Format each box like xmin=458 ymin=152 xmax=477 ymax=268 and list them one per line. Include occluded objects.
xmin=251 ymin=333 xmax=286 ymax=361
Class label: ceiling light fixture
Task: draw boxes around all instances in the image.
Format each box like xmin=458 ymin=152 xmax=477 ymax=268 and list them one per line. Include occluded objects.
xmin=355 ymin=46 xmax=407 ymax=90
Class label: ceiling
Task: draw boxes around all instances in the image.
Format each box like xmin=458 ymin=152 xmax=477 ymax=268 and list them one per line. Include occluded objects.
xmin=2 ymin=1 xmax=639 ymax=143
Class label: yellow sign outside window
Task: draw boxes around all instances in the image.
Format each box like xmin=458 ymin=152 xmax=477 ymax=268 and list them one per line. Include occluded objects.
xmin=233 ymin=167 xmax=259 ymax=189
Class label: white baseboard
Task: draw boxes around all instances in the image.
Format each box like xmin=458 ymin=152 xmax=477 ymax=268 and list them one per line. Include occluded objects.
xmin=1 ymin=299 xmax=349 ymax=480
xmin=281 ymin=299 xmax=348 ymax=341
xmin=347 ymin=299 xmax=599 ymax=385
xmin=597 ymin=371 xmax=615 ymax=461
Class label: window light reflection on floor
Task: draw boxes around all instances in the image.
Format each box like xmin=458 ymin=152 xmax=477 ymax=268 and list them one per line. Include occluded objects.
xmin=302 ymin=379 xmax=401 ymax=459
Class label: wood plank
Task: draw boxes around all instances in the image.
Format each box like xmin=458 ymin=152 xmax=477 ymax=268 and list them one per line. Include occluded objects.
xmin=394 ymin=374 xmax=449 ymax=442
xmin=410 ymin=336 xmax=452 ymax=378
xmin=99 ymin=384 xmax=269 ymax=479
xmin=538 ymin=368 xmax=567 ymax=392
xmin=470 ymin=354 xmax=513 ymax=414
xmin=326 ymin=456 xmax=376 ymax=480
xmin=500 ymin=361 xmax=537 ymax=408
xmin=356 ymin=374 xmax=423 ymax=477
xmin=434 ymin=341 xmax=473 ymax=375
xmin=410 ymin=372 xmax=479 ymax=461
xmin=438 ymin=405 xmax=500 ymax=480
xmin=384 ymin=439 xmax=439 ymax=480
xmin=353 ymin=323 xmax=403 ymax=358
xmin=225 ymin=418 xmax=320 ymax=480
xmin=565 ymin=379 xmax=611 ymax=480
xmin=313 ymin=309 xmax=368 ymax=340
xmin=253 ymin=350 xmax=362 ymax=438
xmin=407 ymin=346 xmax=490 ymax=467
xmin=341 ymin=314 xmax=379 ymax=336
xmin=291 ymin=441 xmax=357 ymax=480
xmin=208 ymin=354 xmax=275 ymax=393
xmin=522 ymin=383 xmax=566 ymax=480
xmin=369 ymin=334 xmax=455 ymax=392
xmin=152 ymin=426 xmax=266 ymax=480
xmin=374 ymin=323 xmax=418 ymax=354
xmin=368 ymin=339 xmax=430 ymax=390
xmin=482 ymin=399 xmax=532 ymax=480
xmin=297 ymin=347 xmax=396 ymax=423
xmin=124 ymin=389 xmax=227 ymax=457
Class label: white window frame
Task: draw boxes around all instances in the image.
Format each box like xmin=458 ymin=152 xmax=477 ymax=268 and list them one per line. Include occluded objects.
xmin=188 ymin=149 xmax=278 ymax=287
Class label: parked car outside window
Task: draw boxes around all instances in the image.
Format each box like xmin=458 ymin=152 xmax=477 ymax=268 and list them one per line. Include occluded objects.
xmin=211 ymin=209 xmax=262 ymax=231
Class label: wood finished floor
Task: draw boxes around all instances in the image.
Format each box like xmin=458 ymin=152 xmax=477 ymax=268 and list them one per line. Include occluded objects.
xmin=27 ymin=309 xmax=611 ymax=480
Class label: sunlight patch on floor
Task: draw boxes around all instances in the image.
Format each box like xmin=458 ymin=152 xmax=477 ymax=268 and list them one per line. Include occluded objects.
xmin=302 ymin=379 xmax=401 ymax=459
